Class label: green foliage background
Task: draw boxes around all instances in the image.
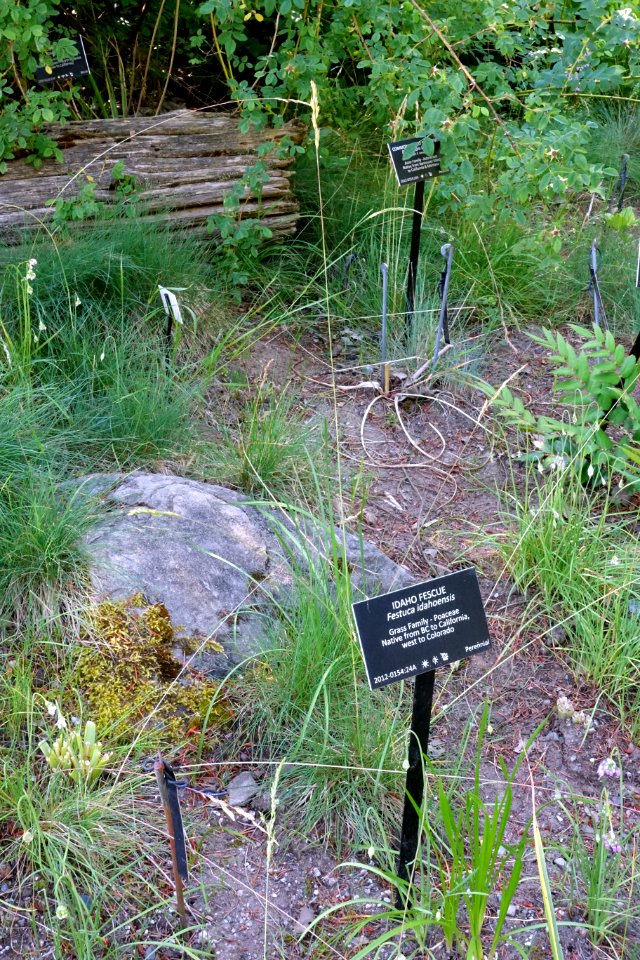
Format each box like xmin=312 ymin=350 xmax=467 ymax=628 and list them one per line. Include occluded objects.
xmin=3 ymin=0 xmax=640 ymax=217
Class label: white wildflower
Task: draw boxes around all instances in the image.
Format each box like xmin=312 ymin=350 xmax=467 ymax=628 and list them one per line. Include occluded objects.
xmin=610 ymin=555 xmax=621 ymax=566
xmin=21 ymin=830 xmax=34 ymax=844
xmin=587 ymin=464 xmax=594 ymax=478
xmin=56 ymin=904 xmax=68 ymax=921
xmin=367 ymin=846 xmax=375 ymax=860
xmin=38 ymin=320 xmax=46 ymax=333
xmin=0 ymin=338 xmax=11 ymax=367
xmin=402 ymin=758 xmax=410 ymax=771
xmin=597 ymin=756 xmax=620 ymax=779
xmin=617 ymin=7 xmax=637 ymax=21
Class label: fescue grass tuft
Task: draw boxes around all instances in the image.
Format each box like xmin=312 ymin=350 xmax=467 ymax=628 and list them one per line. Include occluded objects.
xmin=500 ymin=466 xmax=640 ymax=735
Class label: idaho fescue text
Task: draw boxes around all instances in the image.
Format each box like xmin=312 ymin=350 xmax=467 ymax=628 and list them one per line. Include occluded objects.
xmin=386 ymin=585 xmax=453 ymax=620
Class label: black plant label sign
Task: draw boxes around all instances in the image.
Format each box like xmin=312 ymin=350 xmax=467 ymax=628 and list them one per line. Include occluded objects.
xmin=387 ymin=135 xmax=441 ymax=186
xmin=35 ymin=35 xmax=90 ymax=84
xmin=352 ymin=568 xmax=491 ymax=689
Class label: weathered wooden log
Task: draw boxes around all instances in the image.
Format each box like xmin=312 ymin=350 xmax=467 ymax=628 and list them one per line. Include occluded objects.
xmin=0 ymin=110 xmax=306 ymax=241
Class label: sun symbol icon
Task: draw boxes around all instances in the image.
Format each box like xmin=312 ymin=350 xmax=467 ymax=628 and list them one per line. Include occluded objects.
xmin=422 ymin=660 xmax=429 ymax=669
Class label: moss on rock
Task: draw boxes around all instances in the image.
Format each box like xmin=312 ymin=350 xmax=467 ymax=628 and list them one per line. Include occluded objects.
xmin=75 ymin=595 xmax=227 ymax=742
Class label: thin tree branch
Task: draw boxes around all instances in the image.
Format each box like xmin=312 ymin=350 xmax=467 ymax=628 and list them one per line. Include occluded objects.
xmin=408 ymin=0 xmax=521 ymax=158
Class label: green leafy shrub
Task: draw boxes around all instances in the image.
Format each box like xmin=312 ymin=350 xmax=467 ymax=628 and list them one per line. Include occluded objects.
xmin=486 ymin=324 xmax=640 ymax=489
xmin=48 ymin=162 xmax=141 ymax=228
xmin=0 ymin=2 xmax=77 ymax=169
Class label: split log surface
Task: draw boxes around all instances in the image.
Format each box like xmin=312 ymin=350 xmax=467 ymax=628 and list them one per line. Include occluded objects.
xmin=0 ymin=110 xmax=306 ymax=241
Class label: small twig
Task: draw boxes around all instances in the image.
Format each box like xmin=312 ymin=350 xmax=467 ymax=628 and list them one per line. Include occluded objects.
xmin=155 ymin=0 xmax=181 ymax=116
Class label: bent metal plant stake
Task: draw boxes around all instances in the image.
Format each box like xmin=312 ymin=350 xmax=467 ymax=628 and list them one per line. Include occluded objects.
xmin=432 ymin=242 xmax=453 ymax=373
xmin=154 ymin=753 xmax=188 ymax=928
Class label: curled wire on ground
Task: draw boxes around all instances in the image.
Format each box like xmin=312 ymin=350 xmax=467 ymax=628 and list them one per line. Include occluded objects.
xmin=358 ymin=384 xmax=492 ymax=475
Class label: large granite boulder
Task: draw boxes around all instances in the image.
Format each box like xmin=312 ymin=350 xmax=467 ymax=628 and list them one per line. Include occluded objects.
xmin=82 ymin=473 xmax=413 ymax=672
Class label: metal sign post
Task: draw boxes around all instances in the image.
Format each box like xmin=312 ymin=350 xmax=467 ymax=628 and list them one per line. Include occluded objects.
xmin=387 ymin=135 xmax=442 ymax=346
xmin=395 ymin=669 xmax=435 ymax=905
xmin=352 ymin=568 xmax=491 ymax=906
xmin=405 ymin=179 xmax=425 ymax=336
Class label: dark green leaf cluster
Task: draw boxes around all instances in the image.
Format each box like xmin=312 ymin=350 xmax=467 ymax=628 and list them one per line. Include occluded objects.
xmin=488 ymin=324 xmax=640 ymax=489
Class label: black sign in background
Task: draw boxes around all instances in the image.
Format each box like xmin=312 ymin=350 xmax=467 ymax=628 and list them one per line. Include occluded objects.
xmin=35 ymin=36 xmax=90 ymax=84
xmin=387 ymin=135 xmax=442 ymax=187
xmin=352 ymin=568 xmax=491 ymax=690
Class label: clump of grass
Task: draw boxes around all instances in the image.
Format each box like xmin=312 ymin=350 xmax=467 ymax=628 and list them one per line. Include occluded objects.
xmin=0 ymin=249 xmax=204 ymax=629
xmin=199 ymin=380 xmax=319 ymax=499
xmin=587 ymin=103 xmax=640 ymax=200
xmin=0 ymin=216 xmax=217 ymax=313
xmin=231 ymin=507 xmax=406 ymax=846
xmin=500 ymin=466 xmax=640 ymax=735
xmin=290 ymin=133 xmax=585 ymax=334
xmin=0 ymin=640 xmax=183 ymax=957
xmin=557 ymin=763 xmax=640 ymax=953
xmin=0 ymin=471 xmax=95 ymax=627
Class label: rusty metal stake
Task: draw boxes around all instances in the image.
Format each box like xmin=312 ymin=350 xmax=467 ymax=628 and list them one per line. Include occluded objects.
xmin=154 ymin=753 xmax=188 ymax=929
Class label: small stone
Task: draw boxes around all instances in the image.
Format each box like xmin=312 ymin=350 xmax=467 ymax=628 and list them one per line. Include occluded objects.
xmin=227 ymin=772 xmax=259 ymax=806
xmin=322 ymin=875 xmax=337 ymax=887
xmin=556 ymin=695 xmax=575 ymax=720
xmin=506 ymin=905 xmax=517 ymax=917
xmin=250 ymin=791 xmax=272 ymax=813
xmin=294 ymin=906 xmax=316 ymax=935
xmin=498 ymin=846 xmax=508 ymax=858
xmin=546 ymin=625 xmax=567 ymax=647
xmin=553 ymin=856 xmax=567 ymax=868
